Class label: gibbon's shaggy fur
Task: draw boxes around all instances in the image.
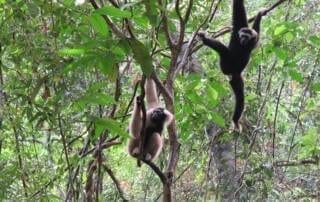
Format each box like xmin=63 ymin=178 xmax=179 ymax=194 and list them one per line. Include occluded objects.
xmin=198 ymin=0 xmax=267 ymax=131
xmin=128 ymin=78 xmax=173 ymax=161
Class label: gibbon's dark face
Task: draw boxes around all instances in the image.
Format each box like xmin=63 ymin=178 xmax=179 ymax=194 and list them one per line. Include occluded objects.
xmin=151 ymin=108 xmax=166 ymax=123
xmin=238 ymin=28 xmax=257 ymax=46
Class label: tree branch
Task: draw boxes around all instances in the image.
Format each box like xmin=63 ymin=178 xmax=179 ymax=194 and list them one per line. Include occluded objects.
xmin=158 ymin=0 xmax=173 ymax=49
xmin=274 ymin=158 xmax=319 ymax=167
xmin=89 ymin=0 xmax=126 ymax=38
xmin=248 ymin=0 xmax=289 ymax=23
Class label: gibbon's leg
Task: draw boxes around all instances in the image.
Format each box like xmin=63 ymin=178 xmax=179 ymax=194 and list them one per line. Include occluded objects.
xmin=229 ymin=74 xmax=244 ymax=131
xmin=127 ymin=137 xmax=141 ymax=157
xmin=129 ymin=96 xmax=143 ymax=138
xmin=143 ymin=132 xmax=163 ymax=161
xmin=145 ymin=78 xmax=159 ymax=109
xmin=198 ymin=32 xmax=229 ymax=57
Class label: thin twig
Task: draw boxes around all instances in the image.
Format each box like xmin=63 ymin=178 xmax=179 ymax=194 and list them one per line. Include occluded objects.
xmin=248 ymin=0 xmax=289 ymax=23
xmin=287 ymin=62 xmax=317 ymax=161
xmin=104 ymin=165 xmax=129 ymax=201
xmin=274 ymin=157 xmax=319 ymax=167
xmin=272 ymin=81 xmax=285 ymax=161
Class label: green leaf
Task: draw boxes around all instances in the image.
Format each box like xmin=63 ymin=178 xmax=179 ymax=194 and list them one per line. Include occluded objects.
xmin=209 ymin=82 xmax=227 ymax=96
xmin=274 ymin=24 xmax=287 ymax=36
xmin=285 ymin=32 xmax=294 ymax=42
xmin=206 ymin=84 xmax=218 ymax=107
xmin=58 ymin=48 xmax=85 ymax=56
xmin=311 ymin=82 xmax=320 ymax=92
xmin=88 ymin=14 xmax=109 ymax=38
xmin=263 ymin=166 xmax=273 ymax=178
xmin=211 ymin=113 xmax=226 ymax=127
xmin=94 ymin=6 xmax=131 ymax=18
xmin=77 ymin=93 xmax=115 ymax=106
xmin=245 ymin=178 xmax=253 ymax=187
xmin=289 ymin=70 xmax=303 ymax=83
xmin=127 ymin=38 xmax=153 ymax=77
xmin=93 ymin=117 xmax=127 ymax=137
xmin=133 ymin=16 xmax=149 ymax=28
xmin=185 ymin=80 xmax=201 ymax=91
xmin=98 ymin=54 xmax=116 ymax=75
xmin=300 ymin=128 xmax=318 ymax=147
xmin=307 ymin=35 xmax=320 ymax=48
xmin=206 ymin=84 xmax=218 ymax=100
xmin=142 ymin=0 xmax=158 ymax=26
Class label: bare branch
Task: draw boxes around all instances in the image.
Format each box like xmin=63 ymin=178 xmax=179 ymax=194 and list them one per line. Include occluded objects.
xmin=104 ymin=165 xmax=129 ymax=202
xmin=274 ymin=158 xmax=319 ymax=167
xmin=248 ymin=0 xmax=290 ymax=23
xmin=142 ymin=159 xmax=167 ymax=184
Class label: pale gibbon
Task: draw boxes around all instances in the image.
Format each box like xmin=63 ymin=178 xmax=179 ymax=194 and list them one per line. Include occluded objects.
xmin=128 ymin=78 xmax=174 ymax=161
xmin=198 ymin=0 xmax=267 ymax=131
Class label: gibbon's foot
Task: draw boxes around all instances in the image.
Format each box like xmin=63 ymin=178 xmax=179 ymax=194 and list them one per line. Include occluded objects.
xmin=197 ymin=31 xmax=207 ymax=40
xmin=231 ymin=121 xmax=243 ymax=134
xmin=144 ymin=153 xmax=152 ymax=161
xmin=132 ymin=147 xmax=140 ymax=156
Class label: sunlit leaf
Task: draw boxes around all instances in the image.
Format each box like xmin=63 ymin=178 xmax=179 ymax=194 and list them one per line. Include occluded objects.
xmin=94 ymin=6 xmax=131 ymax=18
xmin=211 ymin=113 xmax=226 ymax=127
xmin=285 ymin=32 xmax=294 ymax=42
xmin=206 ymin=84 xmax=218 ymax=107
xmin=88 ymin=14 xmax=109 ymax=38
xmin=274 ymin=24 xmax=287 ymax=36
xmin=289 ymin=70 xmax=303 ymax=83
xmin=307 ymin=35 xmax=320 ymax=48
xmin=58 ymin=48 xmax=85 ymax=56
xmin=77 ymin=93 xmax=115 ymax=106
xmin=93 ymin=117 xmax=127 ymax=137
xmin=133 ymin=16 xmax=149 ymax=28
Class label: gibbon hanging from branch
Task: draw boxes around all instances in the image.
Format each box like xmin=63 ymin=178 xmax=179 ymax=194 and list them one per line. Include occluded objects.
xmin=198 ymin=0 xmax=267 ymax=132
xmin=128 ymin=78 xmax=174 ymax=161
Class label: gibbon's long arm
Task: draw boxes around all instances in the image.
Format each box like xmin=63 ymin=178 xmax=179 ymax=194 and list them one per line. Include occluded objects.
xmin=233 ymin=0 xmax=248 ymax=30
xmin=163 ymin=109 xmax=174 ymax=127
xmin=230 ymin=0 xmax=248 ymax=45
xmin=229 ymin=74 xmax=244 ymax=130
xmin=145 ymin=78 xmax=159 ymax=109
xmin=252 ymin=10 xmax=266 ymax=34
xmin=129 ymin=96 xmax=143 ymax=138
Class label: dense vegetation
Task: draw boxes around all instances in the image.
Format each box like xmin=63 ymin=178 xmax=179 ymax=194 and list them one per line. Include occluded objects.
xmin=0 ymin=0 xmax=319 ymax=201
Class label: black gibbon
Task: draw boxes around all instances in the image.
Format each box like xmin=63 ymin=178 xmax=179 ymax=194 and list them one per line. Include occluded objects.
xmin=128 ymin=78 xmax=174 ymax=161
xmin=198 ymin=0 xmax=266 ymax=131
